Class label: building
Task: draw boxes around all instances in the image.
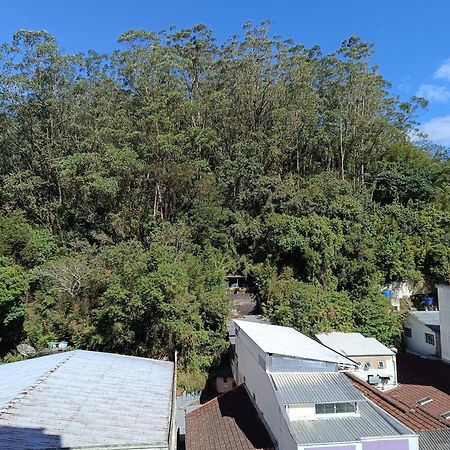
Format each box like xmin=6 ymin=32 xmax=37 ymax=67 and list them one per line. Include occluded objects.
xmin=436 ymin=285 xmax=450 ymax=363
xmin=233 ymin=320 xmax=419 ymax=450
xmin=316 ymin=332 xmax=397 ymax=389
xmin=0 ymin=350 xmax=176 ymax=450
xmin=185 ymin=384 xmax=275 ymax=450
xmin=349 ymin=352 xmax=450 ymax=450
xmin=403 ymin=311 xmax=441 ymax=358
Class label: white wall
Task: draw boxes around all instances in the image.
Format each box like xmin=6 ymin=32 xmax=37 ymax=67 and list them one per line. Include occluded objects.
xmin=286 ymin=404 xmax=315 ymax=421
xmin=437 ymin=285 xmax=450 ymax=363
xmin=350 ymin=355 xmax=397 ymax=388
xmin=234 ymin=325 xmax=298 ymax=450
xmin=403 ymin=314 xmax=438 ymax=357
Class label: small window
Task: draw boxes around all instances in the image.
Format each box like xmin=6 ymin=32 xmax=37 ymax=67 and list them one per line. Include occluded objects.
xmin=425 ymin=333 xmax=435 ymax=345
xmin=378 ymin=361 xmax=385 ymax=369
xmin=315 ymin=403 xmax=335 ymax=414
xmin=404 ymin=327 xmax=412 ymax=338
xmin=315 ymin=403 xmax=356 ymax=415
xmin=335 ymin=402 xmax=357 ymax=413
xmin=364 ymin=362 xmax=371 ymax=371
xmin=223 ymin=377 xmax=228 ymax=383
xmin=417 ymin=397 xmax=433 ymax=406
xmin=441 ymin=411 xmax=450 ymax=420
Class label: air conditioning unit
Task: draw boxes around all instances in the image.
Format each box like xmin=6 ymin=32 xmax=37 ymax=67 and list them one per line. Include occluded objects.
xmin=368 ymin=375 xmax=381 ymax=385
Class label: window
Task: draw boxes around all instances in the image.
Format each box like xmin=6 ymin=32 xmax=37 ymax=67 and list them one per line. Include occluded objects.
xmin=441 ymin=411 xmax=450 ymax=420
xmin=223 ymin=377 xmax=228 ymax=383
xmin=378 ymin=361 xmax=385 ymax=369
xmin=335 ymin=402 xmax=357 ymax=413
xmin=364 ymin=362 xmax=371 ymax=371
xmin=417 ymin=397 xmax=433 ymax=406
xmin=315 ymin=403 xmax=335 ymax=414
xmin=425 ymin=333 xmax=435 ymax=345
xmin=315 ymin=402 xmax=357 ymax=415
xmin=404 ymin=327 xmax=412 ymax=337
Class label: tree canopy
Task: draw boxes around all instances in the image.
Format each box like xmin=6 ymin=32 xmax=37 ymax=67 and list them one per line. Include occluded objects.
xmin=0 ymin=24 xmax=448 ymax=387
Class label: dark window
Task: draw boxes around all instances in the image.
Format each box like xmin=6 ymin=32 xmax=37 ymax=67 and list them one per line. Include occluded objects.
xmin=425 ymin=333 xmax=435 ymax=345
xmin=315 ymin=403 xmax=356 ymax=415
xmin=315 ymin=403 xmax=335 ymax=414
xmin=404 ymin=327 xmax=412 ymax=337
xmin=378 ymin=361 xmax=385 ymax=369
xmin=223 ymin=377 xmax=227 ymax=383
xmin=335 ymin=402 xmax=357 ymax=413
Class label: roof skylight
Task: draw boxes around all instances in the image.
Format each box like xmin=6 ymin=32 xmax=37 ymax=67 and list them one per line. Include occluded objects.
xmin=416 ymin=397 xmax=433 ymax=406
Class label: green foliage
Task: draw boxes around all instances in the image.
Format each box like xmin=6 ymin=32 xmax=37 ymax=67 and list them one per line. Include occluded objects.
xmin=0 ymin=257 xmax=29 ymax=353
xmin=0 ymin=25 xmax=448 ymax=370
xmin=353 ymin=295 xmax=403 ymax=345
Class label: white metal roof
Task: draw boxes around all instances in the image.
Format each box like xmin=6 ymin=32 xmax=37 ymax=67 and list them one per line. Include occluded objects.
xmin=233 ymin=320 xmax=357 ymax=366
xmin=0 ymin=350 xmax=174 ymax=449
xmin=271 ymin=371 xmax=365 ymax=404
xmin=315 ymin=332 xmax=394 ymax=357
xmin=290 ymin=401 xmax=413 ymax=445
xmin=409 ymin=311 xmax=440 ymax=332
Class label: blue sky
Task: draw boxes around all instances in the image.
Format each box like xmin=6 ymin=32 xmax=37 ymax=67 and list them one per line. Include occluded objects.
xmin=1 ymin=0 xmax=450 ymax=145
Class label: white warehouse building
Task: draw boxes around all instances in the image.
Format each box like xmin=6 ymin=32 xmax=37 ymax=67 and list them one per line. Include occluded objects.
xmin=232 ymin=320 xmax=418 ymax=450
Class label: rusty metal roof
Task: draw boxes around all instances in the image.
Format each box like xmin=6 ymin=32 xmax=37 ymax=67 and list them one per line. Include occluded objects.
xmin=0 ymin=350 xmax=174 ymax=449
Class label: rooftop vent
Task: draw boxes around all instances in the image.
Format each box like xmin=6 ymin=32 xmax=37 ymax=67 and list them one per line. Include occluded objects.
xmin=417 ymin=397 xmax=433 ymax=406
xmin=441 ymin=411 xmax=450 ymax=420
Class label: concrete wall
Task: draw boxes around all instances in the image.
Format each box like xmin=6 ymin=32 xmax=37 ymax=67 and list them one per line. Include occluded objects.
xmin=383 ymin=281 xmax=418 ymax=311
xmin=437 ymin=285 xmax=450 ymax=363
xmin=403 ymin=314 xmax=439 ymax=357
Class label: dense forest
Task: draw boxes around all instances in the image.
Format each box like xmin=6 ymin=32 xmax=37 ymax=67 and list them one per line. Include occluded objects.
xmin=0 ymin=23 xmax=449 ymax=388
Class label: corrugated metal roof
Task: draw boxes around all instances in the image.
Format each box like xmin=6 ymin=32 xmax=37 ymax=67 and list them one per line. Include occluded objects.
xmin=418 ymin=430 xmax=450 ymax=450
xmin=234 ymin=320 xmax=357 ymax=366
xmin=271 ymin=372 xmax=365 ymax=404
xmin=290 ymin=401 xmax=412 ymax=445
xmin=410 ymin=311 xmax=440 ymax=332
xmin=316 ymin=332 xmax=394 ymax=357
xmin=0 ymin=350 xmax=174 ymax=449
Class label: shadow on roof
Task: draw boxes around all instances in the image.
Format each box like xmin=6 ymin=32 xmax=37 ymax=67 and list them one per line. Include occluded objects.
xmin=0 ymin=425 xmax=62 ymax=449
xmin=217 ymin=385 xmax=274 ymax=449
xmin=397 ymin=353 xmax=450 ymax=395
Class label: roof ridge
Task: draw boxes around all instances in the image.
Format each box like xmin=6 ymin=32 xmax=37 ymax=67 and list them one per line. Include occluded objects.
xmin=0 ymin=352 xmax=75 ymax=418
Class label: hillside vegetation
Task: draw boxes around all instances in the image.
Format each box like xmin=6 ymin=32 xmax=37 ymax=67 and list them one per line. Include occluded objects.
xmin=0 ymin=24 xmax=449 ymax=387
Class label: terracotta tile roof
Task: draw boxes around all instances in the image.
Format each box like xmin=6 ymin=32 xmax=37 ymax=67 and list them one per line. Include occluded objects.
xmin=389 ymin=353 xmax=450 ymax=420
xmin=347 ymin=352 xmax=450 ymax=434
xmin=347 ymin=372 xmax=449 ymax=432
xmin=185 ymin=384 xmax=274 ymax=450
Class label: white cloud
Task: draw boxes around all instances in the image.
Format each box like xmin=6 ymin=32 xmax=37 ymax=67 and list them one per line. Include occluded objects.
xmin=422 ymin=115 xmax=450 ymax=145
xmin=416 ymin=84 xmax=450 ymax=102
xmin=434 ymin=59 xmax=450 ymax=81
